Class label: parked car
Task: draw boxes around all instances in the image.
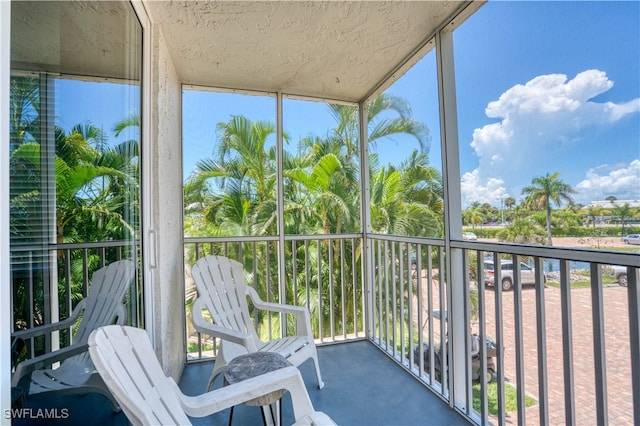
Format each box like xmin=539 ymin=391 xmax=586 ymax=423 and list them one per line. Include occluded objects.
xmin=607 ymin=265 xmax=628 ymax=287
xmin=484 ymin=260 xmax=544 ymax=291
xmin=621 ymin=234 xmax=640 ymax=245
xmin=462 ymin=232 xmax=478 ymax=241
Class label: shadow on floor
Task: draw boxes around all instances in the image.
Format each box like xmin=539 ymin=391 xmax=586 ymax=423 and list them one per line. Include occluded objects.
xmin=181 ymin=340 xmax=466 ymax=426
xmin=10 ymin=340 xmax=466 ymax=425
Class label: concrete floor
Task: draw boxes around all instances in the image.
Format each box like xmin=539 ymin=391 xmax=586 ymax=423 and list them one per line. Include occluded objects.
xmin=11 ymin=340 xmax=467 ymax=425
xmin=181 ymin=340 xmax=467 ymax=426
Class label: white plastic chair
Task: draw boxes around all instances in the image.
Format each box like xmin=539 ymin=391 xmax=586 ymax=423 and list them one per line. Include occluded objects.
xmin=190 ymin=255 xmax=324 ymax=391
xmin=11 ymin=259 xmax=135 ymax=409
xmin=88 ymin=325 xmax=336 ymax=426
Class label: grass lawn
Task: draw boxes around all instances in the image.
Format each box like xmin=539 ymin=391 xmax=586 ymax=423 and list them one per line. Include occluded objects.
xmin=546 ymin=269 xmax=621 ymax=289
xmin=473 ymin=380 xmax=537 ymax=415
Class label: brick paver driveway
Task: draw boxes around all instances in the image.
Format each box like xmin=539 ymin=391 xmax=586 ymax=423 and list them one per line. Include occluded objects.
xmin=483 ymin=284 xmax=633 ymax=425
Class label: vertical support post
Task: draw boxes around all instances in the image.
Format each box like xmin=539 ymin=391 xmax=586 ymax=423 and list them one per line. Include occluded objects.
xmin=358 ymin=101 xmax=374 ymax=339
xmin=513 ymin=258 xmax=525 ymax=425
xmin=2 ymin=0 xmax=12 ymax=416
xmin=476 ymin=253 xmax=489 ymax=423
xmin=40 ymin=73 xmax=59 ymax=354
xmin=627 ymin=267 xmax=640 ymax=425
xmin=560 ymin=259 xmax=576 ymax=425
xmin=534 ymin=256 xmax=549 ymax=425
xmin=436 ymin=24 xmax=463 ymax=409
xmin=130 ymin=0 xmax=154 ymax=339
xmin=493 ymin=252 xmax=506 ymax=425
xmin=275 ymin=92 xmax=286 ymax=338
xmin=590 ymin=263 xmax=608 ymax=425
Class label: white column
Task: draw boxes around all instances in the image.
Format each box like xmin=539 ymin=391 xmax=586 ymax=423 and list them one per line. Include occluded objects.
xmin=436 ymin=28 xmax=466 ymax=409
xmin=359 ymin=101 xmax=374 ymax=338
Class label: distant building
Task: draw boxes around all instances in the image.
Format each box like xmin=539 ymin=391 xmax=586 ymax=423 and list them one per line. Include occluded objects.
xmin=587 ymin=200 xmax=640 ymax=208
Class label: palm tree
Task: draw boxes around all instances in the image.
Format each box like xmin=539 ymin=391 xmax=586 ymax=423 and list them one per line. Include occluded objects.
xmin=287 ymin=94 xmax=438 ymax=335
xmin=396 ymin=151 xmax=443 ymax=236
xmin=365 ymin=95 xmax=430 ymax=154
xmin=586 ymin=205 xmax=603 ymax=228
xmin=463 ymin=207 xmax=484 ymax=229
xmin=9 ymin=76 xmax=40 ymax=147
xmin=190 ymin=115 xmax=279 ymax=237
xmin=521 ymin=172 xmax=576 ymax=246
xmin=10 ymin=117 xmax=140 ymax=330
xmin=497 ymin=218 xmax=546 ymax=245
xmin=612 ymin=203 xmax=633 ymax=233
xmin=504 ymin=197 xmax=516 ymax=210
xmin=186 ymin=94 xmax=438 ymax=338
xmin=503 ymin=196 xmax=516 ymax=223
xmin=10 ymin=126 xmax=138 ymax=244
xmin=368 ymin=152 xmax=442 ymax=236
xmin=112 ymin=112 xmax=140 ymax=139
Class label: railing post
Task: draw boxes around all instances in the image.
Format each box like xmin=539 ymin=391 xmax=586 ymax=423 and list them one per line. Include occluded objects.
xmin=628 ymin=267 xmax=640 ymax=425
xmin=590 ymin=263 xmax=608 ymax=425
xmin=493 ymin=252 xmax=506 ymax=425
xmin=534 ymin=256 xmax=549 ymax=425
xmin=560 ymin=259 xmax=576 ymax=425
xmin=513 ymin=257 xmax=526 ymax=426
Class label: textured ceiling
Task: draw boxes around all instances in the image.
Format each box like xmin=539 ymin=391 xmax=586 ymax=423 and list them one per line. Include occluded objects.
xmin=11 ymin=1 xmax=142 ymax=81
xmin=142 ymin=1 xmax=475 ymax=102
xmin=10 ymin=1 xmax=480 ymax=103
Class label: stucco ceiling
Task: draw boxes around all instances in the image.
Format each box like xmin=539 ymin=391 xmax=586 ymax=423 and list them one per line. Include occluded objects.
xmin=11 ymin=1 xmax=142 ymax=81
xmin=142 ymin=1 xmax=477 ymax=102
xmin=11 ymin=1 xmax=481 ymax=103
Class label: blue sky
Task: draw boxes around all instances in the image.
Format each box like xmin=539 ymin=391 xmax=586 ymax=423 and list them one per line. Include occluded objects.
xmin=56 ymin=1 xmax=640 ymax=209
xmin=453 ymin=1 xmax=640 ymax=207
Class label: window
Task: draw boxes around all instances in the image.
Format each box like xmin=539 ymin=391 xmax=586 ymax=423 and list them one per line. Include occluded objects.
xmin=9 ymin=1 xmax=142 ymax=345
xmin=368 ymin=48 xmax=444 ymax=237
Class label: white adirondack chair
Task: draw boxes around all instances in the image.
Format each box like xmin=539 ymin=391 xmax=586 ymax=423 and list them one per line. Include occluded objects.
xmin=190 ymin=255 xmax=324 ymax=391
xmin=11 ymin=259 xmax=136 ymax=409
xmin=89 ymin=325 xmax=336 ymax=426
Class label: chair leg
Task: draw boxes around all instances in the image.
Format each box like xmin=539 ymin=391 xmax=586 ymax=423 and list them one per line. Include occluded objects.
xmin=311 ymin=352 xmax=324 ymax=389
xmin=261 ymin=404 xmax=276 ymax=426
xmin=207 ymin=363 xmax=227 ymax=391
xmin=228 ymin=405 xmax=234 ymax=426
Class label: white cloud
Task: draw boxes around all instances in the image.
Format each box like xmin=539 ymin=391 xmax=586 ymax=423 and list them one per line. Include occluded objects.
xmin=575 ymin=159 xmax=640 ymax=203
xmin=462 ymin=69 xmax=640 ymax=207
xmin=461 ymin=169 xmax=508 ymax=206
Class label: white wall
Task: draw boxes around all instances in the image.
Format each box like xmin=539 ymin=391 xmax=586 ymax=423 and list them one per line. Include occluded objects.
xmin=148 ymin=23 xmax=186 ymax=380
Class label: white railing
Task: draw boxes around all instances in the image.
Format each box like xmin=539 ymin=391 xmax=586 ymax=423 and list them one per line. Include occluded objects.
xmin=183 ymin=235 xmax=367 ymax=360
xmin=10 ymin=241 xmax=141 ymax=361
xmin=12 ymin=235 xmax=638 ymax=424
xmin=183 ymin=234 xmax=639 ymax=424
xmin=368 ymin=235 xmax=639 ymax=426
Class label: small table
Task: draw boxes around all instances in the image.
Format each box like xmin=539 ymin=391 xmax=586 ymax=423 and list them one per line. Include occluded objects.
xmin=224 ymin=352 xmax=292 ymax=426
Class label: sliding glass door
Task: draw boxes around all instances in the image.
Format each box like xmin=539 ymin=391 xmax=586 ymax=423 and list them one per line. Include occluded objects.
xmin=9 ymin=1 xmax=143 ymax=358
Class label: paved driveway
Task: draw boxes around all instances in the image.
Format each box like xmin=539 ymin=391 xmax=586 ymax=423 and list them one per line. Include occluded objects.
xmin=483 ymin=284 xmax=633 ymax=425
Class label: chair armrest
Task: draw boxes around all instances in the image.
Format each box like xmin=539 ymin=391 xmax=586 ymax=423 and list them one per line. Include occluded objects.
xmin=11 ymin=300 xmax=86 ymax=341
xmin=245 ymin=286 xmax=313 ymax=337
xmin=11 ymin=343 xmax=89 ymax=387
xmin=174 ymin=366 xmax=318 ymax=422
xmin=191 ymin=298 xmax=258 ymax=351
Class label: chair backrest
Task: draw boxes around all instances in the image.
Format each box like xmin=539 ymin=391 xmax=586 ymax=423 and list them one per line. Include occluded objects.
xmin=73 ymin=260 xmax=136 ymax=360
xmin=89 ymin=325 xmax=190 ymax=425
xmin=191 ymin=255 xmax=258 ymax=340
